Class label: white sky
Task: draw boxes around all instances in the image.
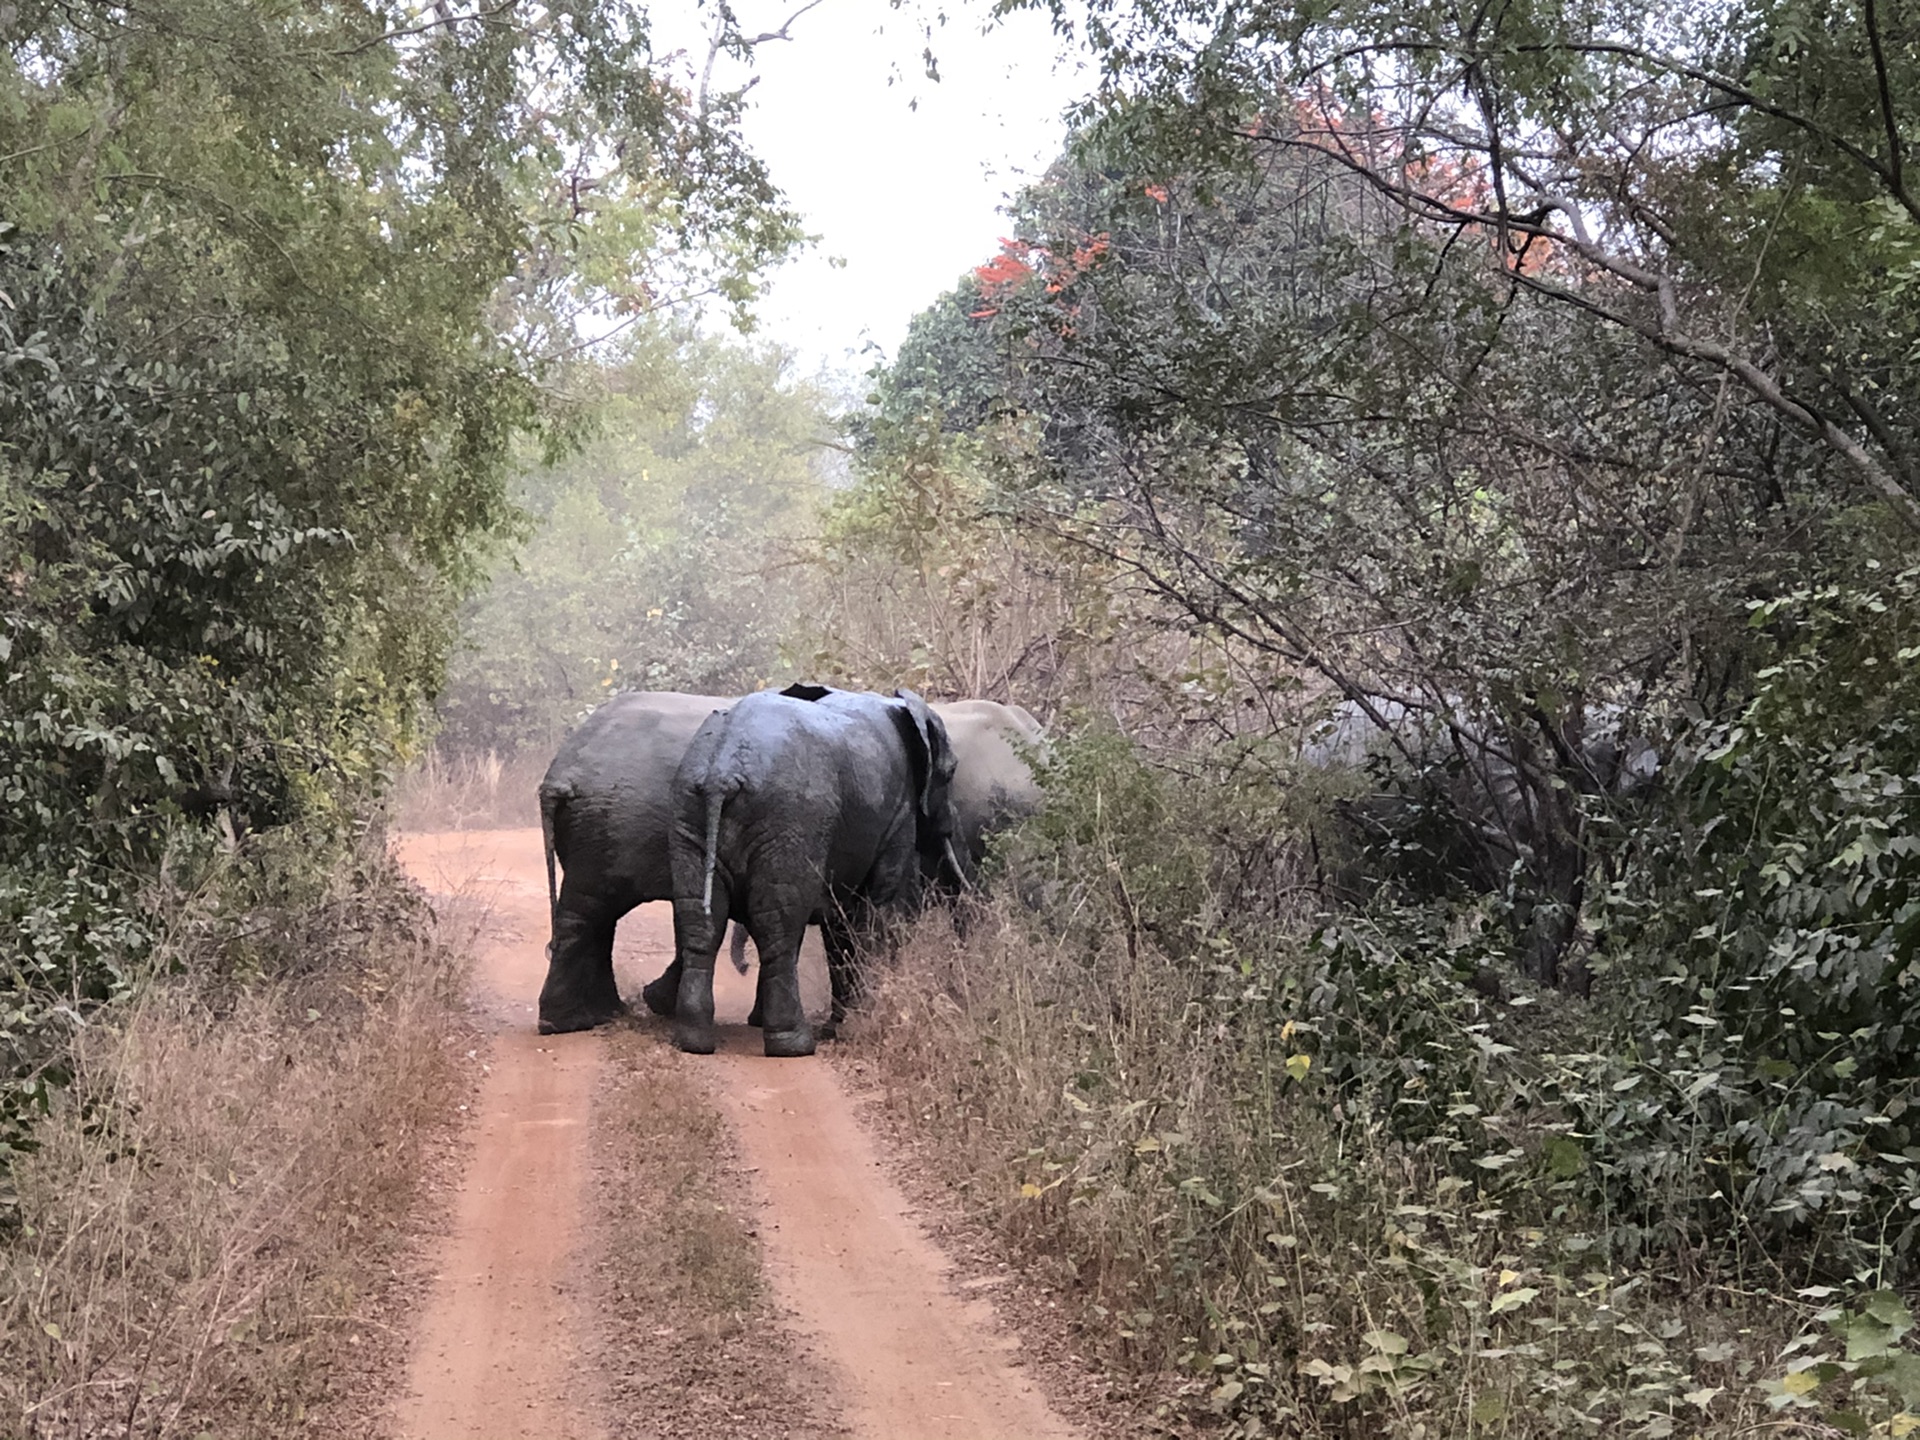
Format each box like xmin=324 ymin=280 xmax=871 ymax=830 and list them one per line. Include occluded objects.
xmin=671 ymin=0 xmax=1091 ymax=377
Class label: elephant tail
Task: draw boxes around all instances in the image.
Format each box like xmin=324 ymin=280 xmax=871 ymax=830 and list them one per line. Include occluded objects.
xmin=701 ymin=785 xmax=726 ymax=916
xmin=539 ymin=784 xmax=565 ymax=936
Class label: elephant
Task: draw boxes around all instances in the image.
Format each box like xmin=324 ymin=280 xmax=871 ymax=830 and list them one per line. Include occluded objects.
xmin=535 ymin=691 xmax=733 ymax=1034
xmin=1297 ymin=692 xmax=1660 ymax=989
xmin=664 ymin=684 xmax=959 ymax=1057
xmin=535 ymin=689 xmax=1047 ymax=1035
xmin=929 ymin=699 xmax=1046 ymax=887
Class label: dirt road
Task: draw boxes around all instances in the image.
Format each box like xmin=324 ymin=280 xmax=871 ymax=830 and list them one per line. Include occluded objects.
xmin=392 ymin=827 xmax=1079 ymax=1440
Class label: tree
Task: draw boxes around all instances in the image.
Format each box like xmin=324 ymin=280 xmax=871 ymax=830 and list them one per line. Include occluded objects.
xmin=0 ymin=0 xmax=799 ymax=1151
xmin=435 ymin=328 xmax=840 ymax=757
xmin=1018 ymin=0 xmax=1920 ymax=529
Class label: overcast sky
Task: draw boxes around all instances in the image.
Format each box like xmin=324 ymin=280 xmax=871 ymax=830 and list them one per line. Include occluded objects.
xmin=669 ymin=0 xmax=1091 ymax=377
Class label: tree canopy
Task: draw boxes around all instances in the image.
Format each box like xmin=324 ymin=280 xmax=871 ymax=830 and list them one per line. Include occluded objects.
xmin=436 ymin=328 xmax=838 ymax=757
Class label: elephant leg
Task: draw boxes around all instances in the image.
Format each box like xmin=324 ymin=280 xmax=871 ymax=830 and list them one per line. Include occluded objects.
xmin=747 ymin=908 xmax=813 ymax=1059
xmin=669 ymin=921 xmax=752 ymax=1021
xmin=742 ymin=923 xmax=770 ymax=1028
xmin=670 ymin=883 xmax=730 ymax=1055
xmin=819 ymin=910 xmax=864 ymax=1041
xmin=537 ymin=881 xmax=627 ymax=1035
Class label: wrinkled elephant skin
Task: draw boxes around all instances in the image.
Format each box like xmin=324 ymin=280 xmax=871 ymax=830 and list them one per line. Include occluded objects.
xmin=534 ymin=690 xmax=1043 ymax=1036
xmin=535 ymin=691 xmax=731 ymax=1034
xmin=666 ymin=686 xmax=957 ymax=1057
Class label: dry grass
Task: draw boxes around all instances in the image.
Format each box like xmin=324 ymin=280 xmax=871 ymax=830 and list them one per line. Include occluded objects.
xmin=391 ymin=748 xmax=548 ymax=833
xmin=586 ymin=1027 xmax=843 ymax=1440
xmin=0 ymin=841 xmax=477 ymax=1440
xmin=850 ymin=904 xmax=1835 ymax=1439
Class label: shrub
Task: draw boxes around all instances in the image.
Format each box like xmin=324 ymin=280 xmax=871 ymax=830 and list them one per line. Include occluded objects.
xmin=1579 ymin=565 xmax=1920 ymax=1280
xmin=858 ymin=717 xmax=1920 ymax=1435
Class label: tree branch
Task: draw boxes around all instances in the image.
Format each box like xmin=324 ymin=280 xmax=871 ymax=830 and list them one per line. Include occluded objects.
xmin=1862 ymin=0 xmax=1906 ymax=201
xmin=1245 ymin=128 xmax=1920 ymax=534
xmin=335 ymin=0 xmax=522 ymax=57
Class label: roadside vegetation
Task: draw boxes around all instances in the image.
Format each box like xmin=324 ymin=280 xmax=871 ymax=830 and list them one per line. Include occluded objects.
xmin=0 ymin=0 xmax=795 ymax=1429
xmin=0 ymin=838 xmax=476 ymax=1436
xmin=7 ymin=0 xmax=1917 ymax=1434
xmin=817 ymin=2 xmax=1920 ymax=1434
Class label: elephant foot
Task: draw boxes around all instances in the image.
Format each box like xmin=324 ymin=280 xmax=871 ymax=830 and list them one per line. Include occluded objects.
xmin=640 ymin=974 xmax=678 ymax=1017
xmin=816 ymin=1020 xmax=838 ymax=1042
xmin=537 ymin=1000 xmax=628 ymax=1035
xmin=763 ymin=1025 xmax=816 ymax=1059
xmin=673 ymin=1018 xmax=718 ymax=1055
xmin=746 ymin=1002 xmax=764 ymax=1029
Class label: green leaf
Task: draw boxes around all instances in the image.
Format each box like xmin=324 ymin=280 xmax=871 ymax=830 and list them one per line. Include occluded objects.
xmin=1542 ymin=1136 xmax=1584 ymax=1178
xmin=1488 ymin=1287 xmax=1539 ymax=1315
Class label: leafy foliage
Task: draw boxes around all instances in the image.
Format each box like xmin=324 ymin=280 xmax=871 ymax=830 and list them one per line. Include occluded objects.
xmin=1576 ymin=564 xmax=1920 ymax=1275
xmin=1019 ymin=0 xmax=1920 ymax=526
xmin=825 ymin=0 xmax=1920 ymax=1420
xmin=0 ymin=0 xmax=796 ymax=1157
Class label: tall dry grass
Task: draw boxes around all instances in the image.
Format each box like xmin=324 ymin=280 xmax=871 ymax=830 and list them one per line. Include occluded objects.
xmin=0 ymin=839 xmax=476 ymax=1439
xmin=854 ymin=900 xmax=1830 ymax=1438
xmin=390 ymin=748 xmax=548 ymax=833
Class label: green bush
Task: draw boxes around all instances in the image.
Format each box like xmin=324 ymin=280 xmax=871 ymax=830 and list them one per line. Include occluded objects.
xmin=1578 ymin=565 xmax=1920 ymax=1279
xmin=862 ymin=728 xmax=1846 ymax=1437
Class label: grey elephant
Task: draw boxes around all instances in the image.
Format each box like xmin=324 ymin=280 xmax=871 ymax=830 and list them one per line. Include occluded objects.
xmin=536 ymin=690 xmax=1045 ymax=1035
xmin=1298 ymin=693 xmax=1659 ymax=989
xmin=931 ymin=699 xmax=1046 ymax=886
xmin=536 ymin=691 xmax=732 ymax=1034
xmin=666 ymin=684 xmax=958 ymax=1057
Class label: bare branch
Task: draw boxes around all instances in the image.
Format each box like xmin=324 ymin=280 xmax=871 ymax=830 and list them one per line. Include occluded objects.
xmin=1292 ymin=35 xmax=1920 ymax=226
xmin=335 ymin=0 xmax=522 ymax=57
xmin=742 ymin=0 xmax=829 ymax=47
xmin=702 ymin=0 xmax=826 ymax=115
xmin=1243 ymin=127 xmax=1920 ymax=534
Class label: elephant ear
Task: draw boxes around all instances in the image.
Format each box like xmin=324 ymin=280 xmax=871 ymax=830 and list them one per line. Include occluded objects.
xmin=780 ymin=682 xmax=835 ymax=703
xmin=891 ymin=688 xmax=958 ymax=824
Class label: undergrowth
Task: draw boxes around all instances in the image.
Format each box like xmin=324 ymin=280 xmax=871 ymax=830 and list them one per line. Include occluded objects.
xmin=0 ymin=833 xmax=473 ymax=1439
xmin=390 ymin=747 xmax=547 ymax=833
xmin=855 ymin=723 xmax=1920 ymax=1438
